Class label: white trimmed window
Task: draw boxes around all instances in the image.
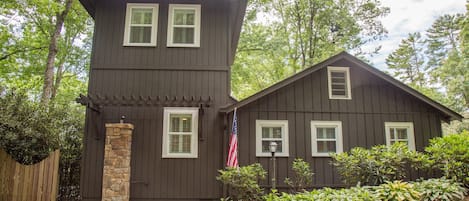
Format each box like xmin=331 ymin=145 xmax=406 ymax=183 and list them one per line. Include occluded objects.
xmin=167 ymin=4 xmax=201 ymax=47
xmin=123 ymin=3 xmax=159 ymax=46
xmin=311 ymin=121 xmax=343 ymax=157
xmin=328 ymin=66 xmax=351 ymax=99
xmin=384 ymin=122 xmax=416 ymax=150
xmin=162 ymin=107 xmax=199 ymax=158
xmin=256 ymin=120 xmax=289 ymax=157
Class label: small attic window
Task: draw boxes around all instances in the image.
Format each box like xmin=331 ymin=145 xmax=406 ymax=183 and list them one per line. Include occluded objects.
xmin=167 ymin=4 xmax=201 ymax=47
xmin=123 ymin=3 xmax=159 ymax=47
xmin=327 ymin=66 xmax=351 ymax=99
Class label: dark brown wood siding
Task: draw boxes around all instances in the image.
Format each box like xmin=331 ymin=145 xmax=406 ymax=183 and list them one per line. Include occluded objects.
xmin=91 ymin=0 xmax=231 ymax=70
xmin=81 ymin=70 xmax=230 ymax=200
xmin=233 ymin=58 xmax=445 ymax=189
xmin=81 ymin=0 xmax=234 ymax=200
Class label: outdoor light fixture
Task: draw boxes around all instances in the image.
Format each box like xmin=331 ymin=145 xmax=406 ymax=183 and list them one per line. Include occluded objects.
xmin=269 ymin=141 xmax=278 ymax=189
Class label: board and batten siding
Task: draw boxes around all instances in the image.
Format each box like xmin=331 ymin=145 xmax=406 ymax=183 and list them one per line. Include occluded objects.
xmin=81 ymin=0 xmax=234 ymax=200
xmin=231 ymin=58 xmax=443 ymax=189
xmin=90 ymin=0 xmax=231 ymax=70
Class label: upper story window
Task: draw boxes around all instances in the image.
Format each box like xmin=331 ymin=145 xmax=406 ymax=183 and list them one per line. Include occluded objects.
xmin=162 ymin=107 xmax=199 ymax=158
xmin=328 ymin=66 xmax=351 ymax=99
xmin=311 ymin=121 xmax=343 ymax=157
xmin=123 ymin=3 xmax=159 ymax=46
xmin=167 ymin=4 xmax=201 ymax=47
xmin=384 ymin=122 xmax=416 ymax=151
xmin=255 ymin=120 xmax=289 ymax=157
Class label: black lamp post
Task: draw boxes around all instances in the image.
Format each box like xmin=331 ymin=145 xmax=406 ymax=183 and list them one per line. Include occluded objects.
xmin=269 ymin=141 xmax=278 ymax=190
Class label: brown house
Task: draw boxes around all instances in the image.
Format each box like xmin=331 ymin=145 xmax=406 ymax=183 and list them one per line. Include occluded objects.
xmin=78 ymin=0 xmax=461 ymax=200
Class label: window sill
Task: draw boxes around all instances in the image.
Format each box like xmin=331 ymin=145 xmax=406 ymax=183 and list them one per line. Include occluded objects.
xmin=256 ymin=154 xmax=289 ymax=157
xmin=329 ymin=97 xmax=352 ymax=100
xmin=123 ymin=43 xmax=157 ymax=47
xmin=162 ymin=154 xmax=198 ymax=158
xmin=167 ymin=44 xmax=200 ymax=48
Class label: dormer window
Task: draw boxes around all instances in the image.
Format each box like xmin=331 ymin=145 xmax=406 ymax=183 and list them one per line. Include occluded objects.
xmin=167 ymin=4 xmax=201 ymax=47
xmin=328 ymin=66 xmax=351 ymax=99
xmin=123 ymin=3 xmax=159 ymax=46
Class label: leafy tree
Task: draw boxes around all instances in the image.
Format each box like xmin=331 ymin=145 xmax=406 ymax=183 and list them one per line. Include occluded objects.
xmin=425 ymin=14 xmax=463 ymax=71
xmin=385 ymin=33 xmax=426 ymax=87
xmin=232 ymin=0 xmax=389 ymax=99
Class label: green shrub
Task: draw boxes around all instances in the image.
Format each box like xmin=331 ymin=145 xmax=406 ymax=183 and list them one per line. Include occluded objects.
xmin=264 ymin=178 xmax=467 ymax=201
xmin=413 ymin=178 xmax=466 ymax=201
xmin=331 ymin=143 xmax=430 ymax=186
xmin=0 ymin=89 xmax=60 ymax=164
xmin=374 ymin=180 xmax=421 ymax=201
xmin=264 ymin=187 xmax=378 ymax=201
xmin=217 ymin=163 xmax=266 ymax=201
xmin=284 ymin=158 xmax=314 ymax=192
xmin=425 ymin=131 xmax=469 ymax=187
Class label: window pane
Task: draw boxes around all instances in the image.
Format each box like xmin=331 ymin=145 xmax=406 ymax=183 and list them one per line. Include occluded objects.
xmin=170 ymin=114 xmax=192 ymax=132
xmin=174 ymin=9 xmax=195 ymax=25
xmin=397 ymin=128 xmax=408 ymax=139
xmin=182 ymin=135 xmax=191 ymax=153
xmin=261 ymin=140 xmax=283 ymax=153
xmin=390 ymin=128 xmax=395 ymax=139
xmin=169 ymin=135 xmax=180 ymax=153
xmin=131 ymin=8 xmax=153 ymax=24
xmin=272 ymin=127 xmax=282 ymax=138
xmin=262 ymin=127 xmax=270 ymax=138
xmin=317 ymin=141 xmax=336 ymax=153
xmin=317 ymin=127 xmax=335 ymax=139
xmin=169 ymin=135 xmax=191 ymax=153
xmin=130 ymin=26 xmax=151 ymax=43
xmin=173 ymin=27 xmax=194 ymax=44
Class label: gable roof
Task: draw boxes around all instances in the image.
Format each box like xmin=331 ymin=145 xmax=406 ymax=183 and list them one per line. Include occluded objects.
xmin=221 ymin=51 xmax=463 ymax=121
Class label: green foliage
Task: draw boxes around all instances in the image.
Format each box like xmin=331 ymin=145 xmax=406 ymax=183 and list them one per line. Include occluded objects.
xmin=284 ymin=158 xmax=314 ymax=192
xmin=265 ymin=178 xmax=467 ymax=201
xmin=425 ymin=131 xmax=469 ymax=187
xmin=0 ymin=88 xmax=60 ymax=164
xmin=232 ymin=0 xmax=389 ymax=99
xmin=264 ymin=187 xmax=378 ymax=201
xmin=374 ymin=180 xmax=421 ymax=201
xmin=217 ymin=163 xmax=267 ymax=201
xmin=331 ymin=143 xmax=430 ymax=186
xmin=386 ymin=33 xmax=426 ymax=87
xmin=413 ymin=178 xmax=467 ymax=201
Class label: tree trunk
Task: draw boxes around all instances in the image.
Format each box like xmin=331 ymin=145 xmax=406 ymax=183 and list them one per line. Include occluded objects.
xmin=41 ymin=0 xmax=73 ymax=104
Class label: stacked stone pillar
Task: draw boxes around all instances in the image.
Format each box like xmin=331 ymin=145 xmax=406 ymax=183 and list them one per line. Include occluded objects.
xmin=102 ymin=123 xmax=134 ymax=201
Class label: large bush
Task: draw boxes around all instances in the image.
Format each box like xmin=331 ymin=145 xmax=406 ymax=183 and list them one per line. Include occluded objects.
xmin=331 ymin=143 xmax=430 ymax=186
xmin=0 ymin=89 xmax=60 ymax=164
xmin=264 ymin=178 xmax=466 ymax=201
xmin=425 ymin=131 xmax=469 ymax=187
xmin=217 ymin=163 xmax=267 ymax=201
xmin=0 ymin=88 xmax=84 ymax=200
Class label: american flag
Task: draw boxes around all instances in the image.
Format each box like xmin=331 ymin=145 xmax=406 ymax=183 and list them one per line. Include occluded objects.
xmin=226 ymin=108 xmax=238 ymax=168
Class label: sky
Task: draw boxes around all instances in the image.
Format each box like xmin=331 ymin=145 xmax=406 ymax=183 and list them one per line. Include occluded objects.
xmin=367 ymin=0 xmax=466 ymax=69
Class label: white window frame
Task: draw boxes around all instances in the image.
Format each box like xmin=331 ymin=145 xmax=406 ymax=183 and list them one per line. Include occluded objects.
xmin=255 ymin=120 xmax=289 ymax=157
xmin=162 ymin=107 xmax=199 ymax=158
xmin=384 ymin=122 xmax=416 ymax=151
xmin=123 ymin=3 xmax=159 ymax=46
xmin=167 ymin=4 xmax=201 ymax=47
xmin=327 ymin=66 xmax=352 ymax=100
xmin=311 ymin=121 xmax=343 ymax=157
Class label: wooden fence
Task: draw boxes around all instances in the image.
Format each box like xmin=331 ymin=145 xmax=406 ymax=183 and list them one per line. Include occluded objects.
xmin=0 ymin=149 xmax=60 ymax=201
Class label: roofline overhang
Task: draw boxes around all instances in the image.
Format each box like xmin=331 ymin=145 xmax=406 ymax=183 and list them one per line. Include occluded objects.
xmin=221 ymin=51 xmax=463 ymax=122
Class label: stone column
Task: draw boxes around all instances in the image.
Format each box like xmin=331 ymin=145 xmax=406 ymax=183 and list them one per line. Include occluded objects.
xmin=102 ymin=123 xmax=134 ymax=201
